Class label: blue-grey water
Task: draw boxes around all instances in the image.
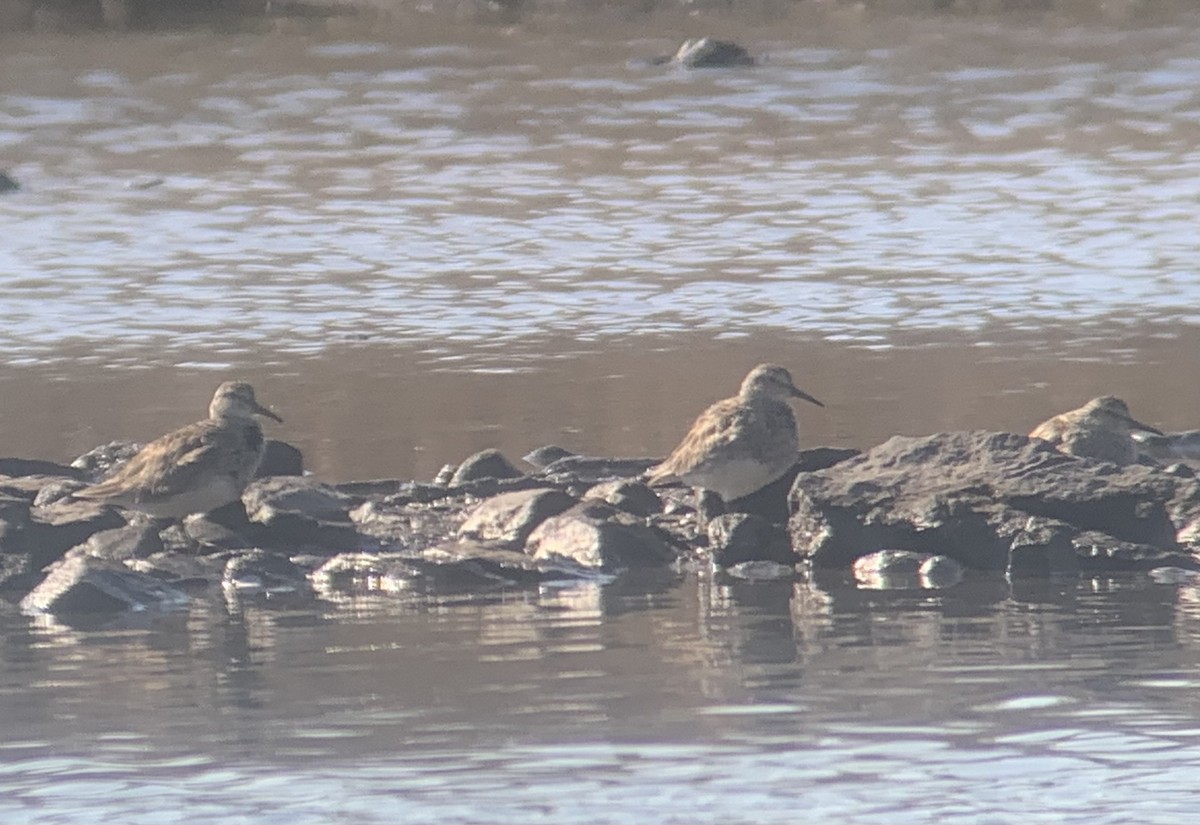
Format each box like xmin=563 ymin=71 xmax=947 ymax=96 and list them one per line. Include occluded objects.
xmin=4 ymin=5 xmax=1200 ymax=822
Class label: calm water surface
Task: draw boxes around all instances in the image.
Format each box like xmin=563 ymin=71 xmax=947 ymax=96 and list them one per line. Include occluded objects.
xmin=4 ymin=7 xmax=1200 ymax=822
xmin=4 ymin=573 xmax=1200 ymax=823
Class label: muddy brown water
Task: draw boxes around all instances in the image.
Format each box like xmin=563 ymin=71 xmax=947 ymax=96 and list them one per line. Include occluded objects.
xmin=3 ymin=6 xmax=1200 ymax=822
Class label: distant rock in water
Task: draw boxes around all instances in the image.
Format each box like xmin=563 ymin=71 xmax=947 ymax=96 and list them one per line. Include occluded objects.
xmin=0 ymin=172 xmax=18 ymax=193
xmin=639 ymin=38 xmax=756 ymax=70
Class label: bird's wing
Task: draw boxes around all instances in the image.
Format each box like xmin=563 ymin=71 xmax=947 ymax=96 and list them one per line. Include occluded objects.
xmin=646 ymin=398 xmax=744 ymax=482
xmin=77 ymin=421 xmax=228 ymax=503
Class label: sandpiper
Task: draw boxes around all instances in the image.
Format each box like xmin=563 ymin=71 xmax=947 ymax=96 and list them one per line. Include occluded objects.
xmin=646 ymin=363 xmax=824 ymax=505
xmin=1028 ymin=395 xmax=1160 ymax=466
xmin=74 ymin=381 xmax=283 ymax=519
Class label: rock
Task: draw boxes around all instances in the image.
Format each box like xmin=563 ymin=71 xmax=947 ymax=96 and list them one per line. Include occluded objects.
xmin=241 ymin=476 xmax=363 ymax=551
xmin=583 ymin=479 xmax=662 ymax=517
xmin=449 ymin=449 xmax=524 ymax=486
xmin=16 ymin=500 xmax=126 ymax=570
xmin=920 ymin=555 xmax=966 ymax=588
xmin=790 ymin=431 xmax=1200 ymax=573
xmin=706 ymin=513 xmax=795 ymax=567
xmin=643 ymin=37 xmax=756 ymax=69
xmin=181 ymin=511 xmax=257 ymax=552
xmin=523 ymin=445 xmax=575 ymax=470
xmin=458 ymin=488 xmax=577 ymax=549
xmin=433 ymin=464 xmax=457 ymax=485
xmin=77 ymin=523 xmax=164 ymax=562
xmin=0 ymin=458 xmax=82 ymax=479
xmin=32 ymin=478 xmax=86 ymax=507
xmin=258 ymin=439 xmax=304 ymax=477
xmin=71 ymin=440 xmax=143 ymax=480
xmin=0 ymin=171 xmax=18 ymax=193
xmin=20 ymin=555 xmax=189 ymax=615
xmin=223 ymin=549 xmax=310 ymax=594
xmin=852 ymin=550 xmax=965 ymax=590
xmin=526 ymin=502 xmax=675 ymax=570
xmin=541 ymin=455 xmax=659 ymax=485
xmin=722 ymin=560 xmax=796 ymax=581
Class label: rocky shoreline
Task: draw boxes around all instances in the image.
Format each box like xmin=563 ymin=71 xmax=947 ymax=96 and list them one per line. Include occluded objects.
xmin=5 ymin=427 xmax=1200 ymax=618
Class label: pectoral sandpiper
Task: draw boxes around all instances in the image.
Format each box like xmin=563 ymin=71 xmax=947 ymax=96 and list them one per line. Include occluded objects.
xmin=74 ymin=381 xmax=283 ymax=519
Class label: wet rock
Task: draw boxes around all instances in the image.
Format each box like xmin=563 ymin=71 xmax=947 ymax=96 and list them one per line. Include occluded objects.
xmin=127 ymin=551 xmax=226 ymax=588
xmin=919 ymin=555 xmax=966 ymax=588
xmin=349 ymin=497 xmax=461 ymax=553
xmin=449 ymin=449 xmax=523 ymax=486
xmin=333 ymin=479 xmax=409 ymax=499
xmin=583 ymin=479 xmax=662 ymax=517
xmin=242 ymin=476 xmax=362 ymax=552
xmin=77 ymin=523 xmax=164 ymax=562
xmin=20 ymin=555 xmax=189 ymax=615
xmin=433 ymin=464 xmax=457 ymax=485
xmin=0 ymin=553 xmax=34 ymax=593
xmin=258 ymin=439 xmax=304 ymax=477
xmin=526 ymin=501 xmax=674 ymax=571
xmin=423 ymin=540 xmax=573 ymax=587
xmin=723 ymin=560 xmax=796 ymax=581
xmin=643 ymin=37 xmax=756 ymax=69
xmin=458 ymin=487 xmax=577 ymax=549
xmin=16 ymin=500 xmax=126 ymax=570
xmin=523 ymin=444 xmax=575 ymax=470
xmin=790 ymin=430 xmax=1200 ymax=573
xmin=0 ymin=171 xmax=18 ymax=193
xmin=311 ymin=551 xmax=425 ymax=596
xmin=706 ymin=513 xmax=795 ymax=567
xmin=223 ymin=549 xmax=310 ymax=594
xmin=181 ymin=511 xmax=257 ymax=552
xmin=852 ymin=550 xmax=964 ymax=590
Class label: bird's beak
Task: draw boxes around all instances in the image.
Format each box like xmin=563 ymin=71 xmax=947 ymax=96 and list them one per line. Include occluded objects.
xmin=791 ymin=387 xmax=825 ymax=408
xmin=255 ymin=402 xmax=283 ymax=423
xmin=1123 ymin=415 xmax=1161 ymax=436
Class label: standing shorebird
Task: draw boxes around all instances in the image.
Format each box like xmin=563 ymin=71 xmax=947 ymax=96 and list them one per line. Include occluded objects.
xmin=1028 ymin=395 xmax=1160 ymax=466
xmin=646 ymin=363 xmax=824 ymax=506
xmin=74 ymin=381 xmax=283 ymax=519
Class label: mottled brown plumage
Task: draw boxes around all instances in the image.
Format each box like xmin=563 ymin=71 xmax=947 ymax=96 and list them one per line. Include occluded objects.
xmin=646 ymin=364 xmax=823 ymax=503
xmin=74 ymin=381 xmax=282 ymax=518
xmin=1029 ymin=395 xmax=1159 ymax=466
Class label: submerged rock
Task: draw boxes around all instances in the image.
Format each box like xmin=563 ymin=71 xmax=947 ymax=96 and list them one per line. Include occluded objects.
xmin=642 ymin=37 xmax=757 ymax=69
xmin=852 ymin=550 xmax=965 ymax=590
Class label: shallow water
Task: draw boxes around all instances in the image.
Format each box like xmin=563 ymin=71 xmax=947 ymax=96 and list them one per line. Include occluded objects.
xmin=4 ymin=6 xmax=1200 ymax=821
xmin=5 ymin=572 xmax=1200 ymax=824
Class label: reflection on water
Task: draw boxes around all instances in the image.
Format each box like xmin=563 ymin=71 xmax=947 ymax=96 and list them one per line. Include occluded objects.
xmin=4 ymin=573 xmax=1200 ymax=823
xmin=5 ymin=13 xmax=1200 ymax=820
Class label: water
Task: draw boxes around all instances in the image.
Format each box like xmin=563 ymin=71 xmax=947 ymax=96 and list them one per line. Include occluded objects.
xmin=4 ymin=6 xmax=1200 ymax=821
xmin=4 ymin=573 xmax=1200 ymax=823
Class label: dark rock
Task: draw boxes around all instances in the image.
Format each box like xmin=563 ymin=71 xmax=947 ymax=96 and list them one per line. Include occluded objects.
xmin=0 ymin=474 xmax=76 ymax=503
xmin=790 ymin=430 xmax=1200 ymax=573
xmin=243 ymin=476 xmax=356 ymax=523
xmin=127 ymin=551 xmax=226 ymax=587
xmin=20 ymin=555 xmax=189 ymax=615
xmin=182 ymin=511 xmax=257 ymax=552
xmin=706 ymin=513 xmax=795 ymax=567
xmin=644 ymin=37 xmax=756 ymax=69
xmin=449 ymin=449 xmax=524 ymax=486
xmin=257 ymin=439 xmax=304 ymax=477
xmin=333 ymin=479 xmax=409 ymax=498
xmin=0 ymin=553 xmax=34 ymax=593
xmin=71 ymin=440 xmax=142 ymax=481
xmin=423 ymin=540 xmax=575 ymax=586
xmin=583 ymin=479 xmax=662 ymax=517
xmin=223 ymin=549 xmax=310 ymax=594
xmin=526 ymin=501 xmax=675 ymax=570
xmin=541 ymin=455 xmax=659 ymax=485
xmin=77 ymin=523 xmax=164 ymax=562
xmin=458 ymin=488 xmax=577 ymax=549
xmin=522 ymin=445 xmax=575 ymax=470
xmin=433 ymin=464 xmax=457 ymax=485
xmin=0 ymin=458 xmax=82 ymax=479
xmin=16 ymin=501 xmax=126 ymax=570
xmin=0 ymin=171 xmax=18 ymax=193
xmin=349 ymin=498 xmax=462 ymax=553
xmin=240 ymin=476 xmax=364 ymax=551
